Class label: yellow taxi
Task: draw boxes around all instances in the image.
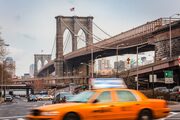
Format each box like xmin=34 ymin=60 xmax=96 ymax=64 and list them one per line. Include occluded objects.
xmin=26 ymin=88 xmax=170 ymax=120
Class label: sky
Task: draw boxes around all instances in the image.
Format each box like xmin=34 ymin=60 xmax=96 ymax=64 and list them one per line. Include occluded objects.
xmin=0 ymin=0 xmax=180 ymax=76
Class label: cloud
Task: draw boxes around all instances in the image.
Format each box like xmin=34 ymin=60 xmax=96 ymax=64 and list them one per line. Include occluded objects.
xmin=8 ymin=46 xmax=33 ymax=76
xmin=21 ymin=33 xmax=36 ymax=41
xmin=8 ymin=47 xmax=24 ymax=60
xmin=14 ymin=15 xmax=21 ymax=21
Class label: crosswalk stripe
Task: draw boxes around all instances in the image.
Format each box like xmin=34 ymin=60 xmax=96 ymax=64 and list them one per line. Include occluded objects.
xmin=17 ymin=118 xmax=25 ymax=120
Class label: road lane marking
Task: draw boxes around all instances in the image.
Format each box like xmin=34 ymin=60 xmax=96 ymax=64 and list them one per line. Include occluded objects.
xmin=17 ymin=118 xmax=25 ymax=120
xmin=165 ymin=118 xmax=180 ymax=120
xmin=167 ymin=112 xmax=178 ymax=118
xmin=0 ymin=116 xmax=24 ymax=119
xmin=157 ymin=112 xmax=178 ymax=120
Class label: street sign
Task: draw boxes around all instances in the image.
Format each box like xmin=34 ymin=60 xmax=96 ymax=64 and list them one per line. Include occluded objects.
xmin=135 ymin=76 xmax=137 ymax=82
xmin=164 ymin=70 xmax=173 ymax=78
xmin=178 ymin=56 xmax=180 ymax=66
xmin=149 ymin=74 xmax=157 ymax=82
xmin=165 ymin=78 xmax=174 ymax=84
xmin=164 ymin=70 xmax=173 ymax=84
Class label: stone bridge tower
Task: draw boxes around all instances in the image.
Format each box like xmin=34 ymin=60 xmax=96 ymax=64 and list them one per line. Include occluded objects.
xmin=34 ymin=54 xmax=51 ymax=76
xmin=55 ymin=16 xmax=93 ymax=77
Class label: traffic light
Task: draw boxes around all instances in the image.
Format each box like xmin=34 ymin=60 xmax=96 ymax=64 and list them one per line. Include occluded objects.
xmin=127 ymin=58 xmax=130 ymax=64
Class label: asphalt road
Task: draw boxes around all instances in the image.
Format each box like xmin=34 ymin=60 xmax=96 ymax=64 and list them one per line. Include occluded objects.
xmin=0 ymin=97 xmax=179 ymax=120
xmin=0 ymin=97 xmax=51 ymax=120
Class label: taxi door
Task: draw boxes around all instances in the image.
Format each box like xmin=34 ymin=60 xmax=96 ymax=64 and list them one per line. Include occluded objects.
xmin=86 ymin=91 xmax=117 ymax=120
xmin=113 ymin=90 xmax=141 ymax=120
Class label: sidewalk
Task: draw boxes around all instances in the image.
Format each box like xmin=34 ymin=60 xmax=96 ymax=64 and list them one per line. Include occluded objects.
xmin=0 ymin=98 xmax=4 ymax=104
xmin=168 ymin=101 xmax=180 ymax=112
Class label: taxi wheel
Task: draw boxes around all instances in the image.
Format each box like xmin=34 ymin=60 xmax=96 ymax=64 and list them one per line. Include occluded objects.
xmin=138 ymin=109 xmax=152 ymax=120
xmin=63 ymin=112 xmax=80 ymax=120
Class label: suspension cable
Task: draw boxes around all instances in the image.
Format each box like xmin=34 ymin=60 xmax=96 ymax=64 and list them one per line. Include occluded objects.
xmin=51 ymin=36 xmax=56 ymax=57
xmin=93 ymin=22 xmax=112 ymax=37
xmin=61 ymin=18 xmax=116 ymax=50
xmin=74 ymin=18 xmax=103 ymax=42
xmin=61 ymin=18 xmax=149 ymax=50
xmin=77 ymin=31 xmax=84 ymax=49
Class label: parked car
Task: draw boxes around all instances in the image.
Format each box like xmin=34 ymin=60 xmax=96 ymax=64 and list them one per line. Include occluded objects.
xmin=28 ymin=95 xmax=37 ymax=102
xmin=154 ymin=87 xmax=169 ymax=93
xmin=35 ymin=94 xmax=44 ymax=101
xmin=169 ymin=86 xmax=180 ymax=101
xmin=4 ymin=95 xmax=13 ymax=102
xmin=39 ymin=95 xmax=53 ymax=101
xmin=52 ymin=92 xmax=73 ymax=104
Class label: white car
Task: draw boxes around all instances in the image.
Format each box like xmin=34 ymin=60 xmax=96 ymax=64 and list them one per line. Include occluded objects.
xmin=39 ymin=95 xmax=53 ymax=101
xmin=4 ymin=95 xmax=13 ymax=102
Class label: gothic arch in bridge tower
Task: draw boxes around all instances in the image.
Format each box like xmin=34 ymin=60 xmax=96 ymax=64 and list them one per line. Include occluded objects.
xmin=77 ymin=29 xmax=86 ymax=49
xmin=34 ymin=54 xmax=51 ymax=76
xmin=37 ymin=60 xmax=42 ymax=71
xmin=63 ymin=29 xmax=72 ymax=55
xmin=55 ymin=16 xmax=93 ymax=77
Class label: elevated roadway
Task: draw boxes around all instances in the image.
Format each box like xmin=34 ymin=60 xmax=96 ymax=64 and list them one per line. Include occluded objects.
xmin=37 ymin=18 xmax=180 ymax=78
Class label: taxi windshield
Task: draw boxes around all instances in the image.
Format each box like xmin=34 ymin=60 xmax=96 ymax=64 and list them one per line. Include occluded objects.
xmin=67 ymin=91 xmax=95 ymax=103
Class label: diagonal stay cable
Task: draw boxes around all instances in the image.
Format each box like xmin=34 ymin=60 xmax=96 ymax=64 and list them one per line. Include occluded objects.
xmin=63 ymin=31 xmax=71 ymax=52
xmin=61 ymin=18 xmax=115 ymax=50
xmin=61 ymin=18 xmax=149 ymax=50
xmin=51 ymin=36 xmax=56 ymax=56
xmin=93 ymin=21 xmax=112 ymax=37
xmin=74 ymin=18 xmax=103 ymax=42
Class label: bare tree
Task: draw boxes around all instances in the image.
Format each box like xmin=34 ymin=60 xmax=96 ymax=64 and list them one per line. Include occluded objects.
xmin=0 ymin=34 xmax=11 ymax=85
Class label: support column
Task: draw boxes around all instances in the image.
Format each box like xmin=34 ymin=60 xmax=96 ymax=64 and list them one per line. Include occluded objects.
xmin=55 ymin=60 xmax=64 ymax=78
xmin=72 ymin=34 xmax=78 ymax=51
xmin=26 ymin=88 xmax=29 ymax=97
xmin=34 ymin=56 xmax=38 ymax=76
xmin=31 ymin=89 xmax=34 ymax=94
xmin=55 ymin=16 xmax=64 ymax=77
xmin=72 ymin=16 xmax=78 ymax=51
xmin=3 ymin=88 xmax=5 ymax=97
xmin=86 ymin=17 xmax=93 ymax=46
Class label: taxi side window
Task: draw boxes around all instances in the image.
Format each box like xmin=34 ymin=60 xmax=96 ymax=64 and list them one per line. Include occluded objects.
xmin=116 ymin=91 xmax=137 ymax=102
xmin=96 ymin=91 xmax=112 ymax=103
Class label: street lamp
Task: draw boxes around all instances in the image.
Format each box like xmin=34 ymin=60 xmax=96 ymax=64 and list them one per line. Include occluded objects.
xmin=115 ymin=42 xmax=154 ymax=90
xmin=136 ymin=44 xmax=149 ymax=90
xmin=91 ymin=48 xmax=94 ymax=78
xmin=94 ymin=55 xmax=101 ymax=77
xmin=116 ymin=44 xmax=125 ymax=77
xmin=169 ymin=13 xmax=180 ymax=58
xmin=76 ymin=33 xmax=94 ymax=78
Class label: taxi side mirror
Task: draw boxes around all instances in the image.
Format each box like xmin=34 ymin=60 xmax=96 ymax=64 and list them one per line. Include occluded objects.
xmin=92 ymin=99 xmax=99 ymax=104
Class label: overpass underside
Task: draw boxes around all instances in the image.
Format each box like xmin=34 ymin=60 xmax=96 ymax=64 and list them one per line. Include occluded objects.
xmin=119 ymin=56 xmax=180 ymax=89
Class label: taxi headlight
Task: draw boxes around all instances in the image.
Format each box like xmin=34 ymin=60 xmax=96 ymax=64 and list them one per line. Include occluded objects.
xmin=41 ymin=111 xmax=59 ymax=116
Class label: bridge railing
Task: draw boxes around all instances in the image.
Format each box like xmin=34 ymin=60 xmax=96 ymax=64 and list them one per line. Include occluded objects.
xmin=103 ymin=18 xmax=180 ymax=44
